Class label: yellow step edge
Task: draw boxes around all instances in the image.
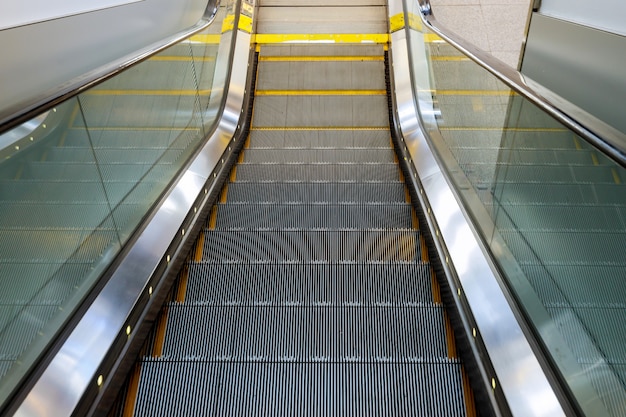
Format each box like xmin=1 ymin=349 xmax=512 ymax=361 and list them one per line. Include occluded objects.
xmin=251 ymin=126 xmax=389 ymax=131
xmin=255 ymin=89 xmax=386 ymax=96
xmin=175 ymin=266 xmax=189 ymax=303
xmin=254 ymin=33 xmax=389 ymax=44
xmin=194 ymin=232 xmax=205 ymax=262
xmin=259 ymin=56 xmax=384 ymax=62
xmin=431 ymin=271 xmax=442 ymax=304
xmin=462 ymin=367 xmax=478 ymax=417
xmin=152 ymin=308 xmax=169 ymax=357
xmin=444 ymin=311 xmax=458 ymax=358
xmin=122 ymin=364 xmax=142 ymax=417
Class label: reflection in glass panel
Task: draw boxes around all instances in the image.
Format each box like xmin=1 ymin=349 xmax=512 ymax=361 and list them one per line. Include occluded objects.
xmin=0 ymin=6 xmax=227 ymax=407
xmin=406 ymin=10 xmax=626 ymax=417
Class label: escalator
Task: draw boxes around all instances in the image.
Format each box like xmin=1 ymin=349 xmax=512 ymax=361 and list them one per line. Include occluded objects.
xmin=118 ymin=40 xmax=478 ymax=416
xmin=2 ymin=1 xmax=626 ymax=416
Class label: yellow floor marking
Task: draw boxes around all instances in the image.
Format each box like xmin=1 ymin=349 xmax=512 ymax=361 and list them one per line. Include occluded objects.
xmin=254 ymin=33 xmax=389 ymax=44
xmin=431 ymin=271 xmax=442 ymax=304
xmin=87 ymin=89 xmax=211 ymax=96
xmin=175 ymin=266 xmax=189 ymax=303
xmin=259 ymin=56 xmax=384 ymax=62
xmin=208 ymin=206 xmax=218 ymax=229
xmin=256 ymin=89 xmax=386 ymax=96
xmin=194 ymin=232 xmax=205 ymax=262
xmin=150 ymin=56 xmax=216 ymax=62
xmin=190 ymin=34 xmax=222 ymax=44
xmin=462 ymin=367 xmax=478 ymax=417
xmin=220 ymin=184 xmax=229 ymax=203
xmin=612 ymin=169 xmax=622 ymax=184
xmin=251 ymin=126 xmax=389 ymax=131
xmin=152 ymin=308 xmax=169 ymax=357
xmin=122 ymin=364 xmax=142 ymax=417
xmin=444 ymin=312 xmax=458 ymax=358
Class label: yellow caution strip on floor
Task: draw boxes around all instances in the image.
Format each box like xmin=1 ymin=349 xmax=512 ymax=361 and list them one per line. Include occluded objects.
xmin=259 ymin=55 xmax=384 ymax=62
xmin=255 ymin=89 xmax=386 ymax=96
xmin=254 ymin=33 xmax=389 ymax=44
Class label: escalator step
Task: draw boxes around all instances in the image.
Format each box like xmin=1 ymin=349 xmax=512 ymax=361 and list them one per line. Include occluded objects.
xmin=213 ymin=203 xmax=414 ymax=229
xmin=201 ymin=230 xmax=420 ymax=262
xmin=241 ymin=148 xmax=395 ymax=163
xmin=185 ymin=263 xmax=435 ymax=305
xmin=161 ymin=304 xmax=448 ymax=359
xmin=225 ymin=182 xmax=406 ymax=203
xmin=249 ymin=129 xmax=391 ymax=148
xmin=134 ymin=361 xmax=467 ymax=417
xmin=234 ymin=163 xmax=400 ymax=182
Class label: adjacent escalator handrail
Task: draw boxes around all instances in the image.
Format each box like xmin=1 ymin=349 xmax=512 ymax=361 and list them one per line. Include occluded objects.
xmin=0 ymin=0 xmax=220 ymax=136
xmin=416 ymin=0 xmax=626 ymax=168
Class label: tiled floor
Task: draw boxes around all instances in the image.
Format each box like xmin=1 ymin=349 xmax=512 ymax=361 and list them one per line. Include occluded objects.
xmin=429 ymin=0 xmax=532 ymax=68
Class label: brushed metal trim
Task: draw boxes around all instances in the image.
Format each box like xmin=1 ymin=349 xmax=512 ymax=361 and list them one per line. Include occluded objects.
xmin=388 ymin=1 xmax=568 ymax=416
xmin=11 ymin=17 xmax=252 ymax=417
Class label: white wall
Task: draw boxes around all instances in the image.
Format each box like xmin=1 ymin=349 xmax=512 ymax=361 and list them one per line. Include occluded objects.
xmin=1 ymin=0 xmax=142 ymax=30
xmin=539 ymin=0 xmax=626 ymax=36
xmin=0 ymin=0 xmax=209 ymax=123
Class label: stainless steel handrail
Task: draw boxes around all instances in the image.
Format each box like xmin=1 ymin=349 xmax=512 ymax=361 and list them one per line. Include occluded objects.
xmin=0 ymin=0 xmax=220 ymax=135
xmin=416 ymin=0 xmax=626 ymax=168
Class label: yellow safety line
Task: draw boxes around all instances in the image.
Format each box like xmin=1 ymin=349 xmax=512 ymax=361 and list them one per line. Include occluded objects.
xmin=175 ymin=266 xmax=189 ymax=303
xmin=152 ymin=308 xmax=169 ymax=357
xmin=255 ymin=89 xmax=386 ymax=96
xmin=431 ymin=271 xmax=442 ymax=304
xmin=87 ymin=89 xmax=211 ymax=96
xmin=189 ymin=34 xmax=222 ymax=44
xmin=194 ymin=232 xmax=205 ymax=262
xmin=220 ymin=184 xmax=229 ymax=203
xmin=259 ymin=55 xmax=384 ymax=62
xmin=122 ymin=364 xmax=142 ymax=417
xmin=254 ymin=33 xmax=389 ymax=44
xmin=462 ymin=367 xmax=478 ymax=417
xmin=208 ymin=206 xmax=218 ymax=229
xmin=444 ymin=312 xmax=458 ymax=358
xmin=251 ymin=126 xmax=389 ymax=131
xmin=424 ymin=33 xmax=442 ymax=43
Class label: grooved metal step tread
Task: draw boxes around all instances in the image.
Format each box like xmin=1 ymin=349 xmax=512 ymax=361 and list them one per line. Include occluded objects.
xmin=241 ymin=148 xmax=396 ymax=163
xmin=161 ymin=304 xmax=448 ymax=359
xmin=213 ymin=204 xmax=414 ymax=229
xmin=248 ymin=130 xmax=391 ymax=148
xmin=133 ymin=361 xmax=468 ymax=417
xmin=225 ymin=182 xmax=406 ymax=203
xmin=185 ymin=262 xmax=434 ymax=305
xmin=201 ymin=230 xmax=421 ymax=262
xmin=234 ymin=163 xmax=400 ymax=182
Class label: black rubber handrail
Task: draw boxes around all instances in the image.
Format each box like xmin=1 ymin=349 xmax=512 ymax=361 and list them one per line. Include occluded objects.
xmin=415 ymin=0 xmax=626 ymax=168
xmin=0 ymin=0 xmax=220 ymax=136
